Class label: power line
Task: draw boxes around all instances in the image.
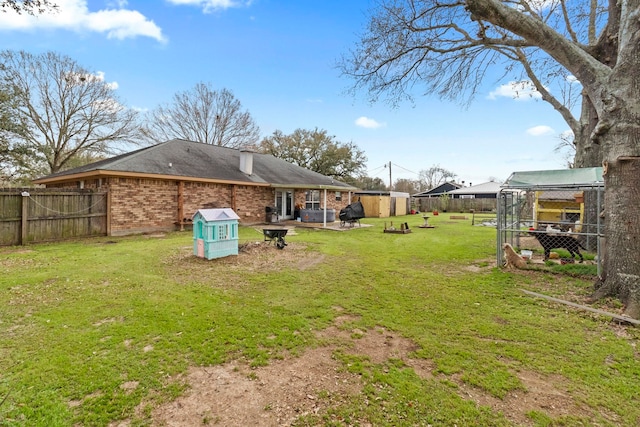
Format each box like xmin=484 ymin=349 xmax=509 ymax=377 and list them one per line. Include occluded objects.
xmin=366 ymin=164 xmax=388 ymax=175
xmin=390 ymin=162 xmax=419 ymax=175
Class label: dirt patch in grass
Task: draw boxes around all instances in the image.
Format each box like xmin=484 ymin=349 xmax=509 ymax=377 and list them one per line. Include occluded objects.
xmin=143 ymin=253 xmax=627 ymax=426
xmin=140 ymin=317 xmax=590 ymax=427
xmin=162 ymin=239 xmax=325 ymax=286
xmin=121 ymin=244 xmax=622 ymax=426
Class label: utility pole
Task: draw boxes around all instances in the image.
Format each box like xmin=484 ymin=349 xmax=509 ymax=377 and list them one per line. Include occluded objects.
xmin=388 ymin=161 xmax=392 ymax=190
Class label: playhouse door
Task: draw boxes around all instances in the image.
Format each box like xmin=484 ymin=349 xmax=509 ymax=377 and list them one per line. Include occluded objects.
xmin=275 ymin=190 xmax=294 ymax=220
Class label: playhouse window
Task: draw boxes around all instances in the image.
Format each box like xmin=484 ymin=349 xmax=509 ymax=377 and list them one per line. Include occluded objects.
xmin=217 ymin=224 xmax=229 ymax=240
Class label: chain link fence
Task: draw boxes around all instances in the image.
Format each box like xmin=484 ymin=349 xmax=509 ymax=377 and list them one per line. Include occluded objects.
xmin=497 ymin=185 xmax=604 ymax=274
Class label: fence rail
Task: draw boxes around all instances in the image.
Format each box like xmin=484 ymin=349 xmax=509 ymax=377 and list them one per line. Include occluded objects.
xmin=0 ymin=188 xmax=108 ymax=246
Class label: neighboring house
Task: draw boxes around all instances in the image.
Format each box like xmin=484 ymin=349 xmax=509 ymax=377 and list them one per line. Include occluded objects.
xmin=412 ymin=182 xmax=462 ymax=198
xmin=33 ymin=139 xmax=358 ymax=236
xmin=445 ymin=181 xmax=501 ymax=199
xmin=414 ymin=181 xmax=500 ymax=212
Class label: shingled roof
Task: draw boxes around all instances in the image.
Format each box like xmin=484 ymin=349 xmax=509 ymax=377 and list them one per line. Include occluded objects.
xmin=33 ymin=139 xmax=357 ymax=191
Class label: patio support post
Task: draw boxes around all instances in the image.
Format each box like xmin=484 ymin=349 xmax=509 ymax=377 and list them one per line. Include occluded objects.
xmin=323 ymin=188 xmax=327 ymax=227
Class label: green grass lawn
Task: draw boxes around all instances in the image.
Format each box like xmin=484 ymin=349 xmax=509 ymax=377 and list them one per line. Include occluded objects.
xmin=1 ymin=214 xmax=638 ymax=426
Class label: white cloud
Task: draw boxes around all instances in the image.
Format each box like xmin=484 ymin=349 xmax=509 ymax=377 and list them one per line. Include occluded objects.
xmin=0 ymin=0 xmax=165 ymax=42
xmin=487 ymin=80 xmax=543 ymax=101
xmin=166 ymin=0 xmax=250 ymax=13
xmin=107 ymin=0 xmax=129 ymax=7
xmin=566 ymin=75 xmax=580 ymax=84
xmin=522 ymin=0 xmax=558 ymax=12
xmin=95 ymin=71 xmax=119 ymax=90
xmin=355 ymin=116 xmax=385 ymax=129
xmin=526 ymin=125 xmax=554 ymax=136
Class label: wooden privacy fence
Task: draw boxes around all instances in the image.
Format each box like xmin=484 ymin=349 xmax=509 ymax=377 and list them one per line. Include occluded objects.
xmin=415 ymin=197 xmax=497 ymax=213
xmin=0 ymin=188 xmax=108 ymax=246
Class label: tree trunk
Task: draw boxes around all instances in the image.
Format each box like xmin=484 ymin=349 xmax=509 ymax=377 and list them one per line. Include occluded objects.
xmin=573 ymin=96 xmax=602 ymax=251
xmin=593 ymin=157 xmax=640 ymax=318
xmin=574 ymin=95 xmax=602 ymax=168
xmin=589 ymin=0 xmax=640 ymax=318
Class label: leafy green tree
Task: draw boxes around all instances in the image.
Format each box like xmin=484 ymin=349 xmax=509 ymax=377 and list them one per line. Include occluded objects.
xmin=259 ymin=128 xmax=367 ymax=182
xmin=0 ymin=84 xmax=27 ymax=181
xmin=350 ymin=175 xmax=387 ymax=190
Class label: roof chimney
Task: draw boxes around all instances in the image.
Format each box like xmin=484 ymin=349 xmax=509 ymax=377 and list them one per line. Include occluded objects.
xmin=239 ymin=148 xmax=254 ymax=175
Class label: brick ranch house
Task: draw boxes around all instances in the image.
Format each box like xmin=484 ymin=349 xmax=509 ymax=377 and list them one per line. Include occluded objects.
xmin=33 ymin=139 xmax=358 ymax=236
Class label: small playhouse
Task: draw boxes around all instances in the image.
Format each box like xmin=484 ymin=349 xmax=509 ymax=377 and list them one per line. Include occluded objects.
xmin=192 ymin=208 xmax=240 ymax=260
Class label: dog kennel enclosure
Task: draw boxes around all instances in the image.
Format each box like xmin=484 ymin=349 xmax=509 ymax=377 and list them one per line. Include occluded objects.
xmin=496 ymin=167 xmax=604 ymax=274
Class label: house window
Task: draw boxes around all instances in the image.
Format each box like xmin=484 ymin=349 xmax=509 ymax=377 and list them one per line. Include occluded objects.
xmin=305 ymin=190 xmax=320 ymax=210
xmin=335 ymin=191 xmax=342 ymax=201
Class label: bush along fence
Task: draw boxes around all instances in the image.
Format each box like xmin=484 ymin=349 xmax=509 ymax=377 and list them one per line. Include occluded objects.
xmin=0 ymin=188 xmax=108 ymax=246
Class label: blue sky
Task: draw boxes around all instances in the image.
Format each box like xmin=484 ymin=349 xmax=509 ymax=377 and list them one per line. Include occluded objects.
xmin=0 ymin=0 xmax=574 ymax=186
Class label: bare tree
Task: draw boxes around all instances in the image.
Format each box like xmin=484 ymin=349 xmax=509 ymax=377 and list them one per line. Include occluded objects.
xmin=393 ymin=178 xmax=420 ymax=194
xmin=1 ymin=0 xmax=57 ymax=15
xmin=337 ymin=0 xmax=612 ymax=168
xmin=418 ymin=165 xmax=457 ymax=191
xmin=342 ymin=0 xmax=640 ymax=319
xmin=0 ymin=50 xmax=140 ymax=177
xmin=142 ymin=83 xmax=260 ymax=149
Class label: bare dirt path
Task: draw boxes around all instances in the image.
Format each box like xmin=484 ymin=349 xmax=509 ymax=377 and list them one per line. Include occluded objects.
xmin=144 ymin=316 xmax=586 ymax=426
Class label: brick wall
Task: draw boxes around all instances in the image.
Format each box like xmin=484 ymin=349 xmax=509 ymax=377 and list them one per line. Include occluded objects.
xmin=46 ymin=176 xmax=353 ymax=235
xmin=182 ymin=182 xmax=273 ymax=223
xmin=109 ymin=178 xmax=177 ymax=235
xmin=233 ymin=185 xmax=274 ymax=221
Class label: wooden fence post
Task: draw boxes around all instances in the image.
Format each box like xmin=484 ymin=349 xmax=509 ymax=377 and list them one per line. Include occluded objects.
xmin=20 ymin=191 xmax=29 ymax=245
